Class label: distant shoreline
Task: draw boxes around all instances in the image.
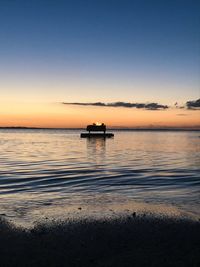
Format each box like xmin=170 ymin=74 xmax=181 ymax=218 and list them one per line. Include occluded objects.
xmin=0 ymin=126 xmax=200 ymax=131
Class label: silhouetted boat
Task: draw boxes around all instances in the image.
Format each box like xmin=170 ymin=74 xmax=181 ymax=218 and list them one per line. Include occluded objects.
xmin=80 ymin=123 xmax=114 ymax=138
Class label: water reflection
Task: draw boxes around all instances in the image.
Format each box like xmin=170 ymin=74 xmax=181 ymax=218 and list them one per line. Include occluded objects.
xmin=0 ymin=129 xmax=199 ymax=225
xmin=86 ymin=137 xmax=106 ymax=164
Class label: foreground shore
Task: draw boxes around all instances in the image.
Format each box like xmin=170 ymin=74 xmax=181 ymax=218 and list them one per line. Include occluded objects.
xmin=0 ymin=215 xmax=199 ymax=267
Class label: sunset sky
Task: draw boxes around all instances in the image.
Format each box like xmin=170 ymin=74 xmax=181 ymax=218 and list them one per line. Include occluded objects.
xmin=0 ymin=0 xmax=199 ymax=128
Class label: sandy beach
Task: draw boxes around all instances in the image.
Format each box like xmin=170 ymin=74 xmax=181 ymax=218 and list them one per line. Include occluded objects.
xmin=0 ymin=214 xmax=199 ymax=267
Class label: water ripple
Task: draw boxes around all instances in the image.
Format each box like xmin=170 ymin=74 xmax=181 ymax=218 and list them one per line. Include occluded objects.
xmin=0 ymin=129 xmax=199 ymax=218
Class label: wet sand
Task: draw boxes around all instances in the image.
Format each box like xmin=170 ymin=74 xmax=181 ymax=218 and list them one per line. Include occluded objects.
xmin=0 ymin=214 xmax=199 ymax=267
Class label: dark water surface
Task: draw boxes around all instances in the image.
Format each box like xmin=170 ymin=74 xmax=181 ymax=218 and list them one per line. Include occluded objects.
xmin=0 ymin=129 xmax=199 ymax=225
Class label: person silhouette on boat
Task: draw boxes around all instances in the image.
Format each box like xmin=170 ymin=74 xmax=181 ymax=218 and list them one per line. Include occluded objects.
xmin=87 ymin=123 xmax=106 ymax=134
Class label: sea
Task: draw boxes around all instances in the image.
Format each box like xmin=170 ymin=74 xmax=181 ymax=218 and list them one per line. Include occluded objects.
xmin=0 ymin=129 xmax=199 ymax=226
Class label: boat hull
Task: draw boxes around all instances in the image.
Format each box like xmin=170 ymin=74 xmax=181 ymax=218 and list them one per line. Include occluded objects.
xmin=80 ymin=133 xmax=114 ymax=138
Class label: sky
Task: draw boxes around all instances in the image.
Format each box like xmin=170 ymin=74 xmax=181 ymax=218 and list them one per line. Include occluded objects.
xmin=0 ymin=0 xmax=200 ymax=128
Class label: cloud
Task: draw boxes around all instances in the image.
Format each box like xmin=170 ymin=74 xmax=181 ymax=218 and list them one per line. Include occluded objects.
xmin=186 ymin=99 xmax=200 ymax=110
xmin=62 ymin=101 xmax=169 ymax=110
xmin=174 ymin=102 xmax=186 ymax=109
xmin=176 ymin=113 xmax=189 ymax=116
xmin=143 ymin=103 xmax=169 ymax=110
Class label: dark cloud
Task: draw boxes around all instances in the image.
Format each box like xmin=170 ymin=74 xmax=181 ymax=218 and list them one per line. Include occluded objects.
xmin=63 ymin=102 xmax=106 ymax=107
xmin=186 ymin=99 xmax=200 ymax=110
xmin=144 ymin=103 xmax=168 ymax=110
xmin=62 ymin=102 xmax=169 ymax=110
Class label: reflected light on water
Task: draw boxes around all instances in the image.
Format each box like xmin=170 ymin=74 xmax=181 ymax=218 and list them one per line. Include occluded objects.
xmin=0 ymin=129 xmax=199 ymax=225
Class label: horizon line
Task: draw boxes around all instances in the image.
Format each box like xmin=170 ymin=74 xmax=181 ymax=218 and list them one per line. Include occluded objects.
xmin=0 ymin=126 xmax=200 ymax=131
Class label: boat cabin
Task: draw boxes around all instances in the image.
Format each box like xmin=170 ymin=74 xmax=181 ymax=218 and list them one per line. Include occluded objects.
xmin=86 ymin=123 xmax=106 ymax=133
xmin=80 ymin=122 xmax=114 ymax=138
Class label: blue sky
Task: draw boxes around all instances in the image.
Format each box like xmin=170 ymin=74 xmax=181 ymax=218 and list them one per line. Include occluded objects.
xmin=0 ymin=0 xmax=199 ymax=127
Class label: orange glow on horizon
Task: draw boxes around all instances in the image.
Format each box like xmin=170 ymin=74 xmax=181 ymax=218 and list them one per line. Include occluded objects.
xmin=0 ymin=101 xmax=199 ymax=128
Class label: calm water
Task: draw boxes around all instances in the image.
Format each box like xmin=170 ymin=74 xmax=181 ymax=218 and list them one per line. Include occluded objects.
xmin=0 ymin=129 xmax=199 ymax=225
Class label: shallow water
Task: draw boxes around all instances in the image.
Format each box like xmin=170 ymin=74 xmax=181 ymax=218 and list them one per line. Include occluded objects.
xmin=0 ymin=129 xmax=199 ymax=225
